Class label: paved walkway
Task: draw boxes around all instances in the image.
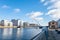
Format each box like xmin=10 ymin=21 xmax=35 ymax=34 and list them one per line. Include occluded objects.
xmin=48 ymin=30 xmax=60 ymax=40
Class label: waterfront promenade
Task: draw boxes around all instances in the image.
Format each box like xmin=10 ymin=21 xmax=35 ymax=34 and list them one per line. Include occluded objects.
xmin=48 ymin=29 xmax=60 ymax=40
xmin=37 ymin=27 xmax=60 ymax=40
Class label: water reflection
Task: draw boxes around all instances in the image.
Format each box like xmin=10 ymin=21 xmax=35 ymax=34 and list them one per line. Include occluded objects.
xmin=0 ymin=28 xmax=3 ymax=40
xmin=0 ymin=28 xmax=42 ymax=40
xmin=3 ymin=28 xmax=13 ymax=40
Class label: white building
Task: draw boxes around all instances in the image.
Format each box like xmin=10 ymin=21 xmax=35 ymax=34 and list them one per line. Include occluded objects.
xmin=11 ymin=19 xmax=23 ymax=27
xmin=1 ymin=20 xmax=13 ymax=27
xmin=8 ymin=22 xmax=13 ymax=27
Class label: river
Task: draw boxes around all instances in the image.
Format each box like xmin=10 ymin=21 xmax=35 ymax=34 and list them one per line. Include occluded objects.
xmin=0 ymin=28 xmax=42 ymax=40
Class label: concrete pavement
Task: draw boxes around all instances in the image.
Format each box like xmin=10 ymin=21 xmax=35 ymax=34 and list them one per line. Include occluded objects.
xmin=48 ymin=30 xmax=60 ymax=40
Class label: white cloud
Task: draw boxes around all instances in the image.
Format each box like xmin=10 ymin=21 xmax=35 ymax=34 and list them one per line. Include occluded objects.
xmin=33 ymin=17 xmax=44 ymax=26
xmin=49 ymin=0 xmax=60 ymax=2
xmin=48 ymin=1 xmax=60 ymax=9
xmin=26 ymin=11 xmax=44 ymax=25
xmin=34 ymin=17 xmax=43 ymax=21
xmin=40 ymin=0 xmax=45 ymax=2
xmin=47 ymin=9 xmax=60 ymax=19
xmin=27 ymin=11 xmax=43 ymax=18
xmin=13 ymin=8 xmax=20 ymax=13
xmin=2 ymin=5 xmax=10 ymax=9
xmin=42 ymin=0 xmax=60 ymax=9
xmin=44 ymin=0 xmax=60 ymax=20
xmin=40 ymin=0 xmax=60 ymax=25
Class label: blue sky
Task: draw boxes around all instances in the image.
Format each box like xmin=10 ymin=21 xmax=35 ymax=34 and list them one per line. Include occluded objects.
xmin=0 ymin=0 xmax=60 ymax=26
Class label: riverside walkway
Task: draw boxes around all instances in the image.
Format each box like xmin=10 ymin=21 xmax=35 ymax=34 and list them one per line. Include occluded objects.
xmin=34 ymin=27 xmax=60 ymax=40
xmin=48 ymin=29 xmax=60 ymax=40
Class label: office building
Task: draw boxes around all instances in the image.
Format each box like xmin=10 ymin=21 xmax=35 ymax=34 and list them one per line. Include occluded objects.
xmin=11 ymin=19 xmax=23 ymax=27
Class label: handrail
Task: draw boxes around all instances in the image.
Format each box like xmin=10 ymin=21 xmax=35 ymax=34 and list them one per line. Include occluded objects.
xmin=31 ymin=27 xmax=48 ymax=40
xmin=30 ymin=31 xmax=45 ymax=40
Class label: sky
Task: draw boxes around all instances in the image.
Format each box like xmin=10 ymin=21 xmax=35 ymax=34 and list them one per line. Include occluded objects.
xmin=0 ymin=0 xmax=60 ymax=26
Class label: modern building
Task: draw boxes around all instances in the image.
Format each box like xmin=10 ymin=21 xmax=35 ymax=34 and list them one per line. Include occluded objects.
xmin=8 ymin=22 xmax=13 ymax=27
xmin=20 ymin=21 xmax=24 ymax=27
xmin=0 ymin=20 xmax=13 ymax=27
xmin=29 ymin=23 xmax=39 ymax=27
xmin=23 ymin=22 xmax=29 ymax=28
xmin=48 ymin=20 xmax=58 ymax=29
xmin=11 ymin=19 xmax=23 ymax=27
xmin=57 ymin=19 xmax=60 ymax=28
xmin=0 ymin=21 xmax=1 ymax=26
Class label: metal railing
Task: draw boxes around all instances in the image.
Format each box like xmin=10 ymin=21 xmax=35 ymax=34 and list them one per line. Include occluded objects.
xmin=31 ymin=27 xmax=48 ymax=40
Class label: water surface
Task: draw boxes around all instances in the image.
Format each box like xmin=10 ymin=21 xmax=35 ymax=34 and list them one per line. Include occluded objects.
xmin=0 ymin=28 xmax=42 ymax=40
